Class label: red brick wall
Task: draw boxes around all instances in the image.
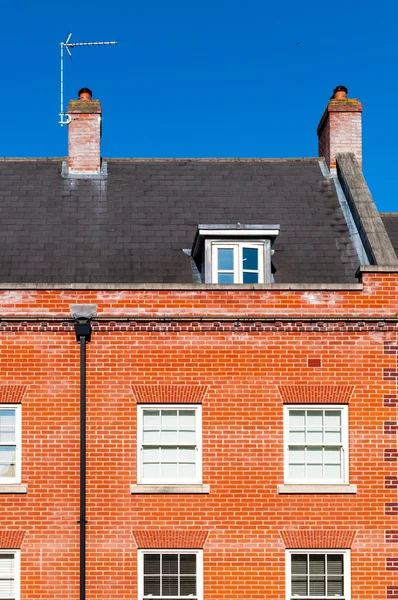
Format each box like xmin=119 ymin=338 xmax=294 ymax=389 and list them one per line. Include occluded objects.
xmin=0 ymin=273 xmax=397 ymax=599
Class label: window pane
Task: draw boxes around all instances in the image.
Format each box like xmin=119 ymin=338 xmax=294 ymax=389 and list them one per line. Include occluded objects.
xmin=289 ymin=411 xmax=305 ymax=428
xmin=242 ymin=247 xmax=258 ymax=270
xmin=180 ymin=554 xmax=196 ymax=575
xmin=179 ymin=463 xmax=196 ymax=478
xmin=143 ymin=429 xmax=161 ymax=444
xmin=289 ymin=448 xmax=305 ymax=463
xmin=309 ymin=577 xmax=325 ymax=596
xmin=162 ymin=555 xmax=178 ymax=574
xmin=309 ymin=555 xmax=325 ymax=574
xmin=306 ymin=464 xmax=323 ymax=479
xmin=289 ymin=431 xmax=306 ymax=444
xmin=0 ymin=447 xmax=16 ymax=477
xmin=307 ymin=447 xmax=323 ymax=463
xmin=161 ymin=410 xmax=178 ymax=429
xmin=180 ymin=576 xmax=196 ymax=595
xmin=0 ymin=410 xmax=16 ymax=444
xmin=161 ymin=430 xmax=178 ymax=444
xmin=218 ymin=273 xmax=234 ymax=284
xmin=179 ymin=430 xmax=196 ymax=444
xmin=0 ymin=579 xmax=15 ymax=598
xmin=291 ymin=555 xmax=307 ymax=574
xmin=162 ymin=576 xmax=178 ymax=596
xmin=325 ymin=430 xmax=341 ymax=444
xmin=0 ymin=554 xmax=15 ymax=599
xmin=325 ymin=411 xmax=341 ymax=427
xmin=306 ymin=430 xmax=323 ymax=444
xmin=242 ymin=272 xmax=259 ymax=284
xmin=307 ymin=411 xmax=323 ymax=428
xmin=143 ymin=576 xmax=160 ymax=596
xmin=143 ymin=411 xmax=161 ymax=444
xmin=144 ymin=554 xmax=160 ymax=574
xmin=162 ymin=447 xmax=178 ymax=463
xmin=328 ymin=578 xmax=344 ymax=595
xmin=142 ymin=463 xmax=160 ymax=479
xmin=327 ymin=554 xmax=344 ymax=575
xmin=291 ymin=578 xmax=307 ymax=596
xmin=288 ymin=463 xmax=305 ymax=479
xmin=142 ymin=447 xmax=160 ymax=463
xmin=179 ymin=448 xmax=195 ymax=463
xmin=324 ymin=448 xmax=341 ymax=463
xmin=179 ymin=410 xmax=195 ymax=429
xmin=161 ymin=463 xmax=178 ymax=478
xmin=143 ymin=409 xmax=160 ymax=424
xmin=217 ymin=248 xmax=234 ymax=271
xmin=324 ymin=464 xmax=342 ymax=479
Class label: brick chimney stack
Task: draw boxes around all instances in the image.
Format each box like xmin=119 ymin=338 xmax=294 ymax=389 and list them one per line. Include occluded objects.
xmin=67 ymin=88 xmax=102 ymax=175
xmin=317 ymin=86 xmax=362 ymax=171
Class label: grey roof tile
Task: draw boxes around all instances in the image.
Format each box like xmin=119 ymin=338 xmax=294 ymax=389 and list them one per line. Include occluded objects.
xmin=0 ymin=158 xmax=361 ymax=283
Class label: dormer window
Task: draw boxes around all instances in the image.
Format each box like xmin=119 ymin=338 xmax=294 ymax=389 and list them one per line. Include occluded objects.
xmin=212 ymin=242 xmax=264 ymax=283
xmin=192 ymin=224 xmax=279 ymax=284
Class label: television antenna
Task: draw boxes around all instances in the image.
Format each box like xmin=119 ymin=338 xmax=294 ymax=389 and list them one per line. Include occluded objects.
xmin=59 ymin=33 xmax=118 ymax=126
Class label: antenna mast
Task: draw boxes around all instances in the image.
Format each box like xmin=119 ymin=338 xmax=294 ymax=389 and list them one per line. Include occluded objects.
xmin=59 ymin=33 xmax=117 ymax=126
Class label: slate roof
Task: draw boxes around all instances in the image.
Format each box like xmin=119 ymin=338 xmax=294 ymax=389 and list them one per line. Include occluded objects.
xmin=380 ymin=214 xmax=398 ymax=259
xmin=0 ymin=158 xmax=361 ymax=284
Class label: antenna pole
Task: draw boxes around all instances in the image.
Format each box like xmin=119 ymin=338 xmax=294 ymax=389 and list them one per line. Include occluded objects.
xmin=60 ymin=42 xmax=64 ymax=125
xmin=58 ymin=33 xmax=117 ymax=126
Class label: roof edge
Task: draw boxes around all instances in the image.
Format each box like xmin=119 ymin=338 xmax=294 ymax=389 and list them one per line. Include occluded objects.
xmin=336 ymin=153 xmax=398 ymax=266
xmin=0 ymin=157 xmax=326 ymax=163
xmin=0 ymin=282 xmax=362 ymax=291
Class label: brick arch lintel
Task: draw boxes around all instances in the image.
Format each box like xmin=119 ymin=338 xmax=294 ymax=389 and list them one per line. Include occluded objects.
xmin=132 ymin=530 xmax=210 ymax=549
xmin=0 ymin=531 xmax=26 ymax=548
xmin=131 ymin=385 xmax=208 ymax=404
xmin=0 ymin=385 xmax=28 ymax=404
xmin=280 ymin=530 xmax=357 ymax=549
xmin=278 ymin=385 xmax=354 ymax=405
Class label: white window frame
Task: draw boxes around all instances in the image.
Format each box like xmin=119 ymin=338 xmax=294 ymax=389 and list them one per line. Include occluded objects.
xmin=285 ymin=549 xmax=350 ymax=600
xmin=0 ymin=405 xmax=21 ymax=485
xmin=0 ymin=549 xmax=21 ymax=600
xmin=210 ymin=241 xmax=266 ymax=284
xmin=137 ymin=404 xmax=202 ymax=484
xmin=138 ymin=549 xmax=203 ymax=600
xmin=207 ymin=240 xmax=270 ymax=284
xmin=283 ymin=405 xmax=349 ymax=485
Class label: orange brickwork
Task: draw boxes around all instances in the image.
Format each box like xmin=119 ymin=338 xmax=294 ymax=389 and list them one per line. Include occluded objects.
xmin=0 ymin=271 xmax=397 ymax=599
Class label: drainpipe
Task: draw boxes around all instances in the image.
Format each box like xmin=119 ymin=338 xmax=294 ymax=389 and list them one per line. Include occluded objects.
xmin=71 ymin=304 xmax=97 ymax=600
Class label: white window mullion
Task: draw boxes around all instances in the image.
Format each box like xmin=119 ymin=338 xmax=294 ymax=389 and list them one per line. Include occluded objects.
xmin=138 ymin=405 xmax=202 ymax=484
xmin=286 ymin=550 xmax=350 ymax=600
xmin=139 ymin=550 xmax=202 ymax=600
xmin=284 ymin=405 xmax=348 ymax=484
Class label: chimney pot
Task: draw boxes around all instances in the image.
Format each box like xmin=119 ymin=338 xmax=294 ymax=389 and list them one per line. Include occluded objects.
xmin=78 ymin=87 xmax=93 ymax=101
xmin=332 ymin=85 xmax=348 ymax=100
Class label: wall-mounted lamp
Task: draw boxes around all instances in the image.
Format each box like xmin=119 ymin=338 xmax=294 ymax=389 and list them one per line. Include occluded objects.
xmin=71 ymin=304 xmax=97 ymax=343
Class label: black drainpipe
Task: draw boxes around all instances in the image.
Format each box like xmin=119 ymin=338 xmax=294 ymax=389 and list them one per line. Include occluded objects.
xmin=74 ymin=318 xmax=92 ymax=600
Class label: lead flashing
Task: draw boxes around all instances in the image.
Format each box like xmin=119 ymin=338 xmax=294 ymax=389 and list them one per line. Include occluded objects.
xmin=61 ymin=160 xmax=108 ymax=179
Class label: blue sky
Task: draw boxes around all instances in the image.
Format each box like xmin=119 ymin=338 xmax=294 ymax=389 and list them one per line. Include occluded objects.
xmin=1 ymin=0 xmax=397 ymax=211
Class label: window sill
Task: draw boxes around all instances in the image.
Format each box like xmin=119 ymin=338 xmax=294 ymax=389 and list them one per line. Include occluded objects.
xmin=0 ymin=484 xmax=28 ymax=494
xmin=278 ymin=484 xmax=357 ymax=494
xmin=130 ymin=484 xmax=210 ymax=494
